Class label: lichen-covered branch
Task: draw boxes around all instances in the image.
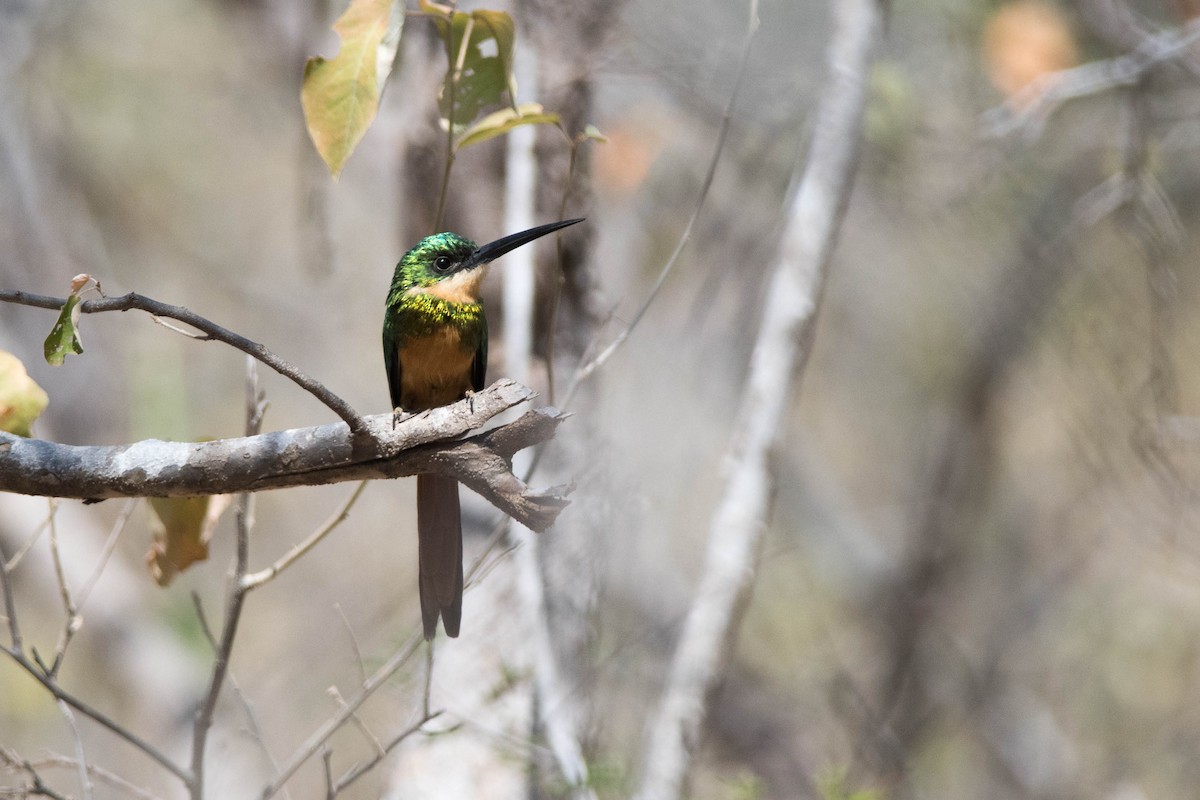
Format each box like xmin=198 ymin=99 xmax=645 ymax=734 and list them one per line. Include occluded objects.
xmin=0 ymin=380 xmax=569 ymax=533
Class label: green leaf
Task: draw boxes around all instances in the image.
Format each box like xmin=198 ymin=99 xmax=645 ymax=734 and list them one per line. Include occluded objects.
xmin=456 ymin=103 xmax=560 ymax=150
xmin=302 ymin=0 xmax=405 ymax=179
xmin=146 ymin=494 xmax=232 ymax=587
xmin=0 ymin=351 xmax=49 ymax=437
xmin=44 ymin=293 xmax=83 ymax=367
xmin=433 ymin=8 xmax=517 ymax=132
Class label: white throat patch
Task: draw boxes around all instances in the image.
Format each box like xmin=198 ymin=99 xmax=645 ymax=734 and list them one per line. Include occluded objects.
xmin=407 ymin=265 xmax=490 ymax=304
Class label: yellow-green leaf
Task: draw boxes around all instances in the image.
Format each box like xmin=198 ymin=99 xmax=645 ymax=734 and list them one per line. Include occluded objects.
xmin=0 ymin=351 xmax=49 ymax=437
xmin=302 ymin=0 xmax=405 ymax=179
xmin=44 ymin=293 xmax=83 ymax=367
xmin=456 ymin=103 xmax=560 ymax=150
xmin=582 ymin=124 xmax=608 ymax=144
xmin=433 ymin=9 xmax=517 ymax=131
xmin=146 ymin=494 xmax=232 ymax=587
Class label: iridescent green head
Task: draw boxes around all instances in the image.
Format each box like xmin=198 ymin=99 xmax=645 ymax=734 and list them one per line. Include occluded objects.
xmin=394 ymin=232 xmax=478 ymax=291
xmin=390 ymin=218 xmax=585 ymax=293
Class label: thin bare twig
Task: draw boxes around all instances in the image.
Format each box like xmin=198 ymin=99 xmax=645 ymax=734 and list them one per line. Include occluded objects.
xmin=3 ymin=507 xmax=53 ymax=573
xmin=192 ymin=593 xmax=286 ymax=795
xmin=330 ymin=711 xmax=441 ymax=795
xmin=557 ymin=3 xmax=758 ymax=412
xmin=431 ymin=14 xmax=475 ymax=231
xmin=0 ymin=748 xmax=69 ymax=800
xmin=0 ymin=539 xmax=24 ymax=652
xmin=190 ymin=358 xmax=264 ymax=800
xmin=3 ymin=514 xmax=126 ymax=785
xmin=240 ymin=481 xmax=369 ymax=591
xmin=44 ymin=500 xmax=80 ymax=678
xmin=327 ymin=686 xmax=385 ymax=756
xmin=56 ymin=700 xmax=93 ymax=800
xmin=23 ymin=752 xmax=164 ymax=800
xmin=0 ymin=289 xmax=367 ymax=435
xmin=322 ymin=747 xmax=335 ymax=800
xmin=259 ymin=632 xmax=424 ymax=799
xmin=1 ymin=647 xmax=190 ymax=782
xmin=76 ymin=498 xmax=138 ymax=608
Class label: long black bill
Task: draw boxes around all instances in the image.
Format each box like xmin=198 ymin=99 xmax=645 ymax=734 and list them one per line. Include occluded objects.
xmin=462 ymin=218 xmax=584 ymax=271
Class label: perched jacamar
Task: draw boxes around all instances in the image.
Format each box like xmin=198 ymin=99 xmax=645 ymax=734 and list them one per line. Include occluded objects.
xmin=383 ymin=217 xmax=584 ymax=639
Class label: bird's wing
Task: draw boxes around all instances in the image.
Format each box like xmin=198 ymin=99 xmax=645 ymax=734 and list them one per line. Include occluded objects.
xmin=471 ymin=325 xmax=487 ymax=393
xmin=383 ymin=319 xmax=403 ymax=411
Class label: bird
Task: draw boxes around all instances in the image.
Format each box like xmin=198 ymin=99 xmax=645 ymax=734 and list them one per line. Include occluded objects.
xmin=382 ymin=217 xmax=584 ymax=639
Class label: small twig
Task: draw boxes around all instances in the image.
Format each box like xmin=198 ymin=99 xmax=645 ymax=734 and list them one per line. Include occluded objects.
xmin=151 ymin=315 xmax=207 ymax=339
xmin=0 ymin=539 xmax=24 ymax=653
xmin=190 ymin=358 xmax=263 ymax=800
xmin=0 ymin=749 xmax=69 ymax=800
xmin=544 ymin=133 xmax=586 ymax=408
xmin=57 ymin=700 xmax=94 ymax=800
xmin=0 ymin=647 xmax=190 ymax=782
xmin=463 ymin=516 xmax=513 ymax=588
xmin=241 ymin=481 xmax=369 ymax=591
xmin=22 ymin=752 xmax=164 ymax=800
xmin=330 ymin=711 xmax=441 ymax=795
xmin=422 ymin=643 xmax=435 ymax=721
xmin=259 ymin=632 xmax=424 ymax=798
xmin=557 ymin=6 xmax=758 ymax=413
xmin=432 ymin=13 xmax=475 ymax=231
xmin=3 ymin=507 xmax=54 ymax=573
xmin=45 ymin=500 xmax=73 ymax=617
xmin=334 ymin=603 xmax=368 ymax=685
xmin=75 ymin=498 xmax=137 ymax=608
xmin=322 ymin=747 xmax=335 ymax=800
xmin=327 ymin=686 xmax=385 ymax=757
xmin=45 ymin=499 xmax=81 ymax=678
xmin=191 ymin=591 xmax=283 ymax=789
xmin=0 ymin=289 xmax=367 ymax=435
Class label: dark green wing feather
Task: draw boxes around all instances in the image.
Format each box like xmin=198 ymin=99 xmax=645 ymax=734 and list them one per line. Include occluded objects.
xmin=383 ymin=317 xmax=403 ymax=411
xmin=470 ymin=323 xmax=487 ymax=393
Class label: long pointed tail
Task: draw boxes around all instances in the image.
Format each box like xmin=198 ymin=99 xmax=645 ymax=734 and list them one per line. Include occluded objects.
xmin=416 ymin=473 xmax=463 ymax=639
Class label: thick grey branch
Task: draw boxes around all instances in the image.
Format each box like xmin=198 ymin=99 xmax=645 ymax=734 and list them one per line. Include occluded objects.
xmin=0 ymin=380 xmax=568 ymax=532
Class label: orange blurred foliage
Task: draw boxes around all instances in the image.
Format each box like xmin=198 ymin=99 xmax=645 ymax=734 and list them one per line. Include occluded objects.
xmin=983 ymin=1 xmax=1079 ymax=104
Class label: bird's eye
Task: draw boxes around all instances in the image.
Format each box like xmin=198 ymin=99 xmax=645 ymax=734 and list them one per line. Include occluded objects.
xmin=433 ymin=256 xmax=453 ymax=272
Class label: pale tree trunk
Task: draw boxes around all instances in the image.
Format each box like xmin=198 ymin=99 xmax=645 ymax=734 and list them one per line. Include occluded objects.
xmin=636 ymin=1 xmax=886 ymax=798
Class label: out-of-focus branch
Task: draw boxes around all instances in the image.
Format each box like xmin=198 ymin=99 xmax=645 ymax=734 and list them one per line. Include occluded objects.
xmin=189 ymin=358 xmax=264 ymax=800
xmin=0 ymin=289 xmax=368 ymax=435
xmin=559 ymin=0 xmax=752 ymax=411
xmin=983 ymin=19 xmax=1200 ymax=140
xmin=259 ymin=632 xmax=424 ymax=799
xmin=0 ymin=380 xmax=570 ymax=533
xmin=635 ymin=1 xmax=885 ymax=798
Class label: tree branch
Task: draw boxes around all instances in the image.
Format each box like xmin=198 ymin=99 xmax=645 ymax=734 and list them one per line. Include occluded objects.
xmin=0 ymin=289 xmax=368 ymax=435
xmin=0 ymin=380 xmax=570 ymax=532
xmin=983 ymin=18 xmax=1200 ymax=140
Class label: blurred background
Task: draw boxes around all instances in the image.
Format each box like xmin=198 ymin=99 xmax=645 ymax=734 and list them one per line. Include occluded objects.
xmin=5 ymin=0 xmax=1200 ymax=798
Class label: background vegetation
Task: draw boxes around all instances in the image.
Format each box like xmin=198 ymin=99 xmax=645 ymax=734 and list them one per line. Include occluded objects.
xmin=4 ymin=0 xmax=1200 ymax=798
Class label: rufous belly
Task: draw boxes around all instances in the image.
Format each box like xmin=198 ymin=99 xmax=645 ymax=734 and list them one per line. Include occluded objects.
xmin=396 ymin=325 xmax=476 ymax=411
